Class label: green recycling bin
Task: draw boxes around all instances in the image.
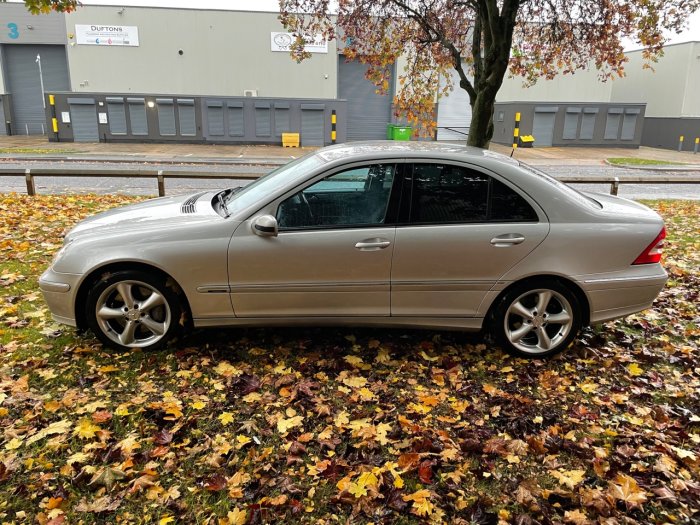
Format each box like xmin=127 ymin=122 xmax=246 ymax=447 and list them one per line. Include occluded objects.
xmin=391 ymin=126 xmax=412 ymax=141
xmin=386 ymin=123 xmax=396 ymax=140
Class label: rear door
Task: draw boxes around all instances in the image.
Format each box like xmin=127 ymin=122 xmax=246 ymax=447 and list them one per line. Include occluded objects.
xmin=391 ymin=162 xmax=549 ymax=317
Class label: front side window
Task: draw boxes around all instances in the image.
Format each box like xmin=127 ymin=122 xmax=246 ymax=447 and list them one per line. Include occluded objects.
xmin=409 ymin=163 xmax=538 ymax=223
xmin=277 ymin=164 xmax=396 ymax=229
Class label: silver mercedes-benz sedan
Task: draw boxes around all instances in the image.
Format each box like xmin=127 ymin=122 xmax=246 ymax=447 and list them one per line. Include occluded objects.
xmin=39 ymin=142 xmax=667 ymax=357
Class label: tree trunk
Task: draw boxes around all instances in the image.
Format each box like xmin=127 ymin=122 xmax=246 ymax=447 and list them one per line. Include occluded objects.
xmin=467 ymin=90 xmax=496 ymax=148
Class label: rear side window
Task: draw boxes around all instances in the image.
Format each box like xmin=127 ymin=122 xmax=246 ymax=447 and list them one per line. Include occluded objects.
xmin=490 ymin=178 xmax=538 ymax=222
xmin=408 ymin=163 xmax=537 ymax=224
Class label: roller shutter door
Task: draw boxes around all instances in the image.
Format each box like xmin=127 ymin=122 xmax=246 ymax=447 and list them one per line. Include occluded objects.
xmin=177 ymin=99 xmax=196 ymax=136
xmin=301 ymin=105 xmax=324 ymax=146
xmin=206 ymin=101 xmax=225 ymax=137
xmin=227 ymin=102 xmax=244 ymax=136
xmin=106 ymin=97 xmax=127 ymax=135
xmin=68 ymin=99 xmax=98 ymax=142
xmin=4 ymin=45 xmax=69 ymax=135
xmin=436 ymin=64 xmax=472 ymax=141
xmin=255 ymin=102 xmax=271 ymax=137
xmin=532 ymin=107 xmax=557 ymax=147
xmin=157 ymin=99 xmax=176 ymax=136
xmin=339 ymin=56 xmax=392 ymax=141
xmin=127 ymin=98 xmax=148 ymax=135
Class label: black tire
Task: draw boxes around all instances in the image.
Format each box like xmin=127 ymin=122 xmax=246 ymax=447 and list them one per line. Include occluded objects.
xmin=85 ymin=270 xmax=182 ymax=351
xmin=491 ymin=280 xmax=582 ymax=358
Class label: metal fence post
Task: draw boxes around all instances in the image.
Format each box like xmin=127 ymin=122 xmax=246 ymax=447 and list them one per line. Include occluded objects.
xmin=610 ymin=176 xmax=619 ymax=196
xmin=25 ymin=169 xmax=35 ymax=196
xmin=157 ymin=170 xmax=165 ymax=197
xmin=678 ymin=135 xmax=684 ymax=152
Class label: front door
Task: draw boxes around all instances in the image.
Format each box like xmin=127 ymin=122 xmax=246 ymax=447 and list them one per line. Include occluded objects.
xmin=391 ymin=163 xmax=549 ymax=317
xmin=228 ymin=163 xmax=400 ymax=317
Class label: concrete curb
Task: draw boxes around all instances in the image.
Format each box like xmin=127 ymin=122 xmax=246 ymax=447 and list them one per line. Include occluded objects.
xmin=603 ymin=159 xmax=700 ymax=172
xmin=0 ymin=154 xmax=289 ymax=166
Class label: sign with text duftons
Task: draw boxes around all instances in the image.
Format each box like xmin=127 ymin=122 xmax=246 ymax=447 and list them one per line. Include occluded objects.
xmin=270 ymin=32 xmax=327 ymax=54
xmin=75 ymin=25 xmax=139 ymax=46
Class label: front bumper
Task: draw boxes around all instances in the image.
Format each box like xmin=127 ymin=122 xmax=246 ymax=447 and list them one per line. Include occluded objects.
xmin=39 ymin=267 xmax=82 ymax=327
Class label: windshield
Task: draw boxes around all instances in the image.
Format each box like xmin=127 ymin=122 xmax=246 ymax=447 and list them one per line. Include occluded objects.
xmin=224 ymin=153 xmax=326 ymax=216
xmin=518 ymin=162 xmax=602 ymax=209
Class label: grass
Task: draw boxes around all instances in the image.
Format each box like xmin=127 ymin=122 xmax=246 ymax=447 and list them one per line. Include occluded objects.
xmin=0 ymin=194 xmax=698 ymax=524
xmin=0 ymin=148 xmax=80 ymax=155
xmin=607 ymin=157 xmax=687 ymax=166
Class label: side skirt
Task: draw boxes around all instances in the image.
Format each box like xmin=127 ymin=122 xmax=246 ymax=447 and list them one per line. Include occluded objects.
xmin=193 ymin=316 xmax=485 ymax=331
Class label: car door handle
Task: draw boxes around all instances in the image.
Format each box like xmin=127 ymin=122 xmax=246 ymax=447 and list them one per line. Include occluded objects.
xmin=490 ymin=234 xmax=525 ymax=247
xmin=355 ymin=238 xmax=391 ymax=251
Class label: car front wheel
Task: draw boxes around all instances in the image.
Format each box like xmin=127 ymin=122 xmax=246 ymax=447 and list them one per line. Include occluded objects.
xmin=86 ymin=270 xmax=182 ymax=351
xmin=493 ymin=281 xmax=582 ymax=358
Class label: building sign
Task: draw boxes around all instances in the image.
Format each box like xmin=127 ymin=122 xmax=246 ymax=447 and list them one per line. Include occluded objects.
xmin=270 ymin=32 xmax=327 ymax=54
xmin=75 ymin=25 xmax=139 ymax=46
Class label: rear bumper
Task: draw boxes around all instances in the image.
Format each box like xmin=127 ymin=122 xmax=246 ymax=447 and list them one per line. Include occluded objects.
xmin=579 ymin=266 xmax=668 ymax=324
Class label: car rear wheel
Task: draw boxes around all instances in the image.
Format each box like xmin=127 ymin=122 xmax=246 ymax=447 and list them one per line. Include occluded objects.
xmin=493 ymin=281 xmax=582 ymax=358
xmin=86 ymin=270 xmax=182 ymax=351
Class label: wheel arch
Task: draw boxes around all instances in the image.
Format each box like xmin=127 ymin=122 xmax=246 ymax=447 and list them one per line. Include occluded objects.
xmin=75 ymin=262 xmax=193 ymax=331
xmin=485 ymin=274 xmax=591 ymax=327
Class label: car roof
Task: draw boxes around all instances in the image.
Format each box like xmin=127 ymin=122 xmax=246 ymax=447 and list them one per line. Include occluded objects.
xmin=315 ymin=140 xmax=520 ymax=167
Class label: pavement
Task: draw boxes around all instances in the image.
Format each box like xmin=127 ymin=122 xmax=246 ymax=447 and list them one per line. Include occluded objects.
xmin=2 ymin=135 xmax=700 ymax=166
xmin=1 ymin=136 xmax=699 ymax=199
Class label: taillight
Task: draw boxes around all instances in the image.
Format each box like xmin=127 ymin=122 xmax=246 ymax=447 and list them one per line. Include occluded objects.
xmin=632 ymin=226 xmax=666 ymax=265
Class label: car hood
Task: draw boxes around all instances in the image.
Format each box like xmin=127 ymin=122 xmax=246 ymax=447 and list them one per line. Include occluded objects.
xmin=65 ymin=191 xmax=220 ymax=242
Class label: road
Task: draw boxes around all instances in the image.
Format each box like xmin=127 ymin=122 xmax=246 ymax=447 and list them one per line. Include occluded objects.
xmin=0 ymin=159 xmax=699 ymax=200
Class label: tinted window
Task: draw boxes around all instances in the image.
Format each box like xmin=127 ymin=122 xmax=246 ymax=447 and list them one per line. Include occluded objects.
xmin=277 ymin=164 xmax=396 ymax=229
xmin=490 ymin=178 xmax=538 ymax=221
xmin=408 ymin=164 xmax=538 ymax=224
xmin=410 ymin=164 xmax=489 ymax=223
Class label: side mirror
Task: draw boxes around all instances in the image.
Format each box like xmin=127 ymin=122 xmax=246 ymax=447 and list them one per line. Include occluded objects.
xmin=252 ymin=215 xmax=278 ymax=237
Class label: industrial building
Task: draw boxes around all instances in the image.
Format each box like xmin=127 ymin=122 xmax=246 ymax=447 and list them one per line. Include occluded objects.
xmin=0 ymin=2 xmax=697 ymax=149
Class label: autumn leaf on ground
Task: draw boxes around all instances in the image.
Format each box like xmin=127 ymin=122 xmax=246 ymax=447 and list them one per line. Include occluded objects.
xmin=550 ymin=469 xmax=587 ymax=489
xmin=608 ymin=473 xmax=648 ymax=509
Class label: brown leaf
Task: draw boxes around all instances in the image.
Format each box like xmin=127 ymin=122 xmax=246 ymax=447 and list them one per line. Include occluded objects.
xmin=483 ymin=437 xmax=508 ymax=455
xmin=153 ymin=428 xmax=173 ymax=445
xmin=91 ymin=410 xmax=112 ymax=424
xmin=234 ymin=373 xmax=262 ymax=395
xmin=289 ymin=441 xmax=307 ymax=456
xmin=608 ymin=473 xmax=648 ymax=509
xmin=418 ymin=459 xmax=434 ymax=484
xmin=398 ymin=453 xmax=420 ymax=470
xmin=75 ymin=496 xmax=122 ymax=513
xmin=202 ymin=473 xmax=227 ymax=491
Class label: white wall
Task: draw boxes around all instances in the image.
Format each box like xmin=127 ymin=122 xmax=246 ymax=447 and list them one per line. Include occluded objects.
xmin=610 ymin=42 xmax=696 ymax=118
xmin=497 ymin=66 xmax=613 ymax=103
xmin=64 ymin=6 xmax=338 ymax=98
xmin=681 ymin=42 xmax=700 ymax=117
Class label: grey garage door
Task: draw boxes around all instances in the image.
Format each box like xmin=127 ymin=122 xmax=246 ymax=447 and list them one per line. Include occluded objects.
xmin=3 ymin=44 xmax=70 ymax=135
xmin=532 ymin=107 xmax=558 ymax=147
xmin=339 ymin=56 xmax=392 ymax=141
xmin=301 ymin=106 xmax=324 ymax=146
xmin=69 ymin=99 xmax=99 ymax=142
